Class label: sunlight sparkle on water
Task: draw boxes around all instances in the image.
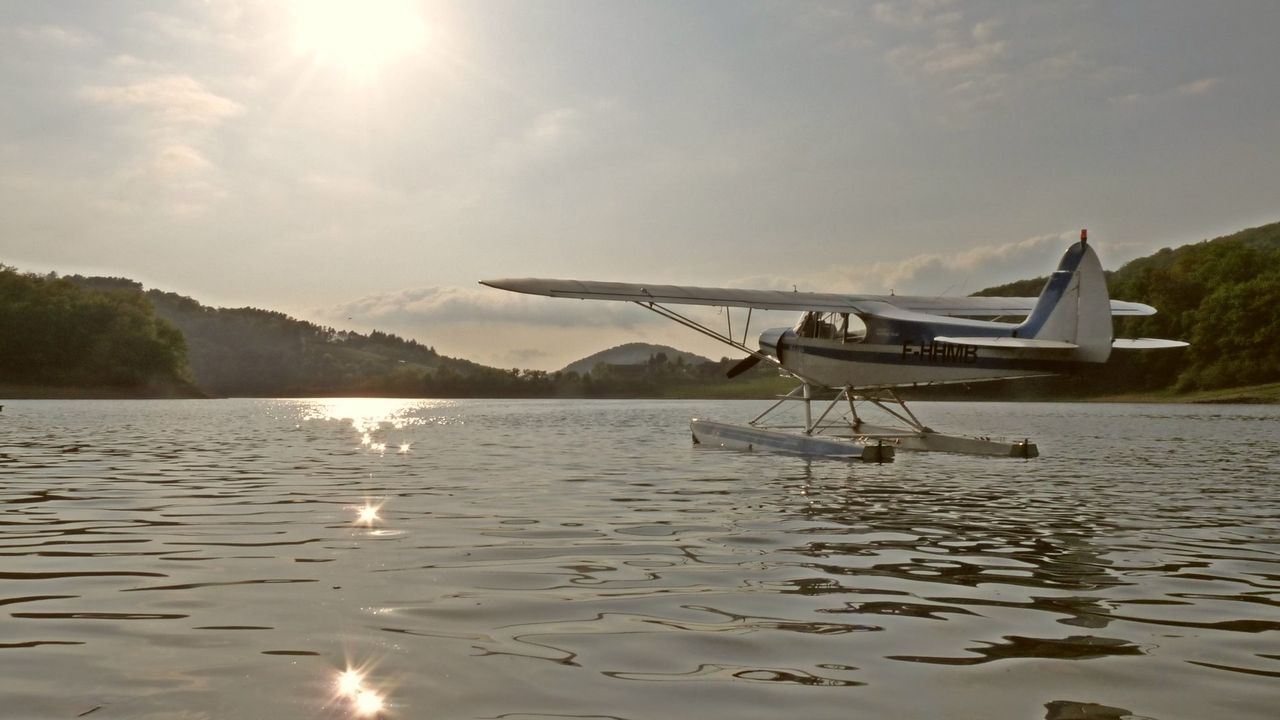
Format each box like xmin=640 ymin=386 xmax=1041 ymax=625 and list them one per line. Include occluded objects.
xmin=356 ymin=502 xmax=382 ymax=526
xmin=336 ymin=669 xmax=364 ymax=697
xmin=334 ymin=666 xmax=386 ymax=717
xmin=298 ymin=399 xmax=453 ymax=454
xmin=355 ymin=690 xmax=385 ymax=716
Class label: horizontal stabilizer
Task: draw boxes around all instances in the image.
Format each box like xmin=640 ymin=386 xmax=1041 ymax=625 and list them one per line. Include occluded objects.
xmin=934 ymin=336 xmax=1079 ymax=350
xmin=1112 ymin=338 xmax=1190 ymax=349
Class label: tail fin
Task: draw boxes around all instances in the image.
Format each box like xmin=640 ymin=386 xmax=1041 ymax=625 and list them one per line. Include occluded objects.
xmin=1017 ymin=231 xmax=1112 ymax=362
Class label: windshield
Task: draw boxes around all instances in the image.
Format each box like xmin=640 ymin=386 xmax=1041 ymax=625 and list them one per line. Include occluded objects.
xmin=795 ymin=312 xmax=866 ymax=342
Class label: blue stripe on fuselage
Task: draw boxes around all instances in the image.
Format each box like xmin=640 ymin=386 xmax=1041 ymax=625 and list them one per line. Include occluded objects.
xmin=791 ymin=342 xmax=1075 ymax=372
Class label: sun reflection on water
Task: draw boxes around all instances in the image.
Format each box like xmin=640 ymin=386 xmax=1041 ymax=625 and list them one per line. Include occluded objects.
xmin=333 ymin=664 xmax=388 ymax=717
xmin=336 ymin=668 xmax=364 ymax=697
xmin=355 ymin=501 xmax=383 ymax=527
xmin=354 ymin=689 xmax=385 ymax=716
xmin=301 ymin=398 xmax=446 ymax=429
xmin=298 ymin=398 xmax=448 ymax=455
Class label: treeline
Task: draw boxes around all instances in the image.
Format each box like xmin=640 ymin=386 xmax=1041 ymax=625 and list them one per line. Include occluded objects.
xmin=974 ymin=221 xmax=1280 ymax=395
xmin=70 ymin=276 xmax=461 ymax=396
xmin=379 ymin=352 xmax=785 ymax=399
xmin=7 ymin=220 xmax=1276 ymax=400
xmin=59 ymin=275 xmax=782 ymax=398
xmin=0 ymin=266 xmax=191 ymax=392
xmin=150 ymin=290 xmax=445 ymax=396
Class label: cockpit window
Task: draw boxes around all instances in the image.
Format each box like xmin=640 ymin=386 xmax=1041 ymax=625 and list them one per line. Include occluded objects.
xmin=796 ymin=312 xmax=866 ymax=342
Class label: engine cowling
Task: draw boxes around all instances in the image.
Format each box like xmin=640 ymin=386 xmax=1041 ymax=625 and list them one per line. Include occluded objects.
xmin=758 ymin=327 xmax=792 ymax=363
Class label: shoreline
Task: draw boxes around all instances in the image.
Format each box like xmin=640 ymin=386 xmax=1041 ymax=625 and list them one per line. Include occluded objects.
xmin=1084 ymin=381 xmax=1280 ymax=405
xmin=0 ymin=382 xmax=204 ymax=400
xmin=1 ymin=387 xmax=1274 ymax=404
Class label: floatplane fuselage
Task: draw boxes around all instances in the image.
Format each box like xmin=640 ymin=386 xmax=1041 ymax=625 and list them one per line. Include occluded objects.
xmin=482 ymin=231 xmax=1187 ymax=461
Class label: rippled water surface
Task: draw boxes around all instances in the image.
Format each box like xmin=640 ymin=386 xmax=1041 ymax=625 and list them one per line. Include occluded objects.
xmin=1 ymin=399 xmax=1277 ymax=719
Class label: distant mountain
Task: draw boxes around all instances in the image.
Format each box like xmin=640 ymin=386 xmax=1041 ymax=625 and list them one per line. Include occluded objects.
xmin=562 ymin=343 xmax=713 ymax=375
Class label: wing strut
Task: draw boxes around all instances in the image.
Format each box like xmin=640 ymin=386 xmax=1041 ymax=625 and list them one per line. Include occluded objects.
xmin=631 ymin=300 xmax=819 ymax=386
xmin=723 ymin=305 xmax=754 ymax=346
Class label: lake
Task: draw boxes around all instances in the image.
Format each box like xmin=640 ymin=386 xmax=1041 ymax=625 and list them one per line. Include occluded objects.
xmin=1 ymin=399 xmax=1277 ymax=719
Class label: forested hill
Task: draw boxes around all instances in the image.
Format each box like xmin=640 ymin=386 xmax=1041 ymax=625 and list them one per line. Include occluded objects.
xmin=0 ymin=266 xmax=193 ymax=396
xmin=8 ymin=269 xmax=781 ymax=399
xmin=134 ymin=287 xmax=783 ymax=398
xmin=974 ymin=221 xmax=1280 ymax=395
xmin=66 ymin=276 xmax=534 ymax=397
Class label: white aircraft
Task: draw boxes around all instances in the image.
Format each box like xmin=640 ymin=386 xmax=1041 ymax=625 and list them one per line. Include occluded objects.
xmin=482 ymin=231 xmax=1187 ymax=462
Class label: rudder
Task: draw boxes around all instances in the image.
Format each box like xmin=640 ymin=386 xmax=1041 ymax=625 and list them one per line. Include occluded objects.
xmin=1018 ymin=231 xmax=1112 ymax=362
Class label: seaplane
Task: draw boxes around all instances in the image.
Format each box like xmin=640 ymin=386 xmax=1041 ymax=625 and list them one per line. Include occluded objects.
xmin=482 ymin=231 xmax=1187 ymax=462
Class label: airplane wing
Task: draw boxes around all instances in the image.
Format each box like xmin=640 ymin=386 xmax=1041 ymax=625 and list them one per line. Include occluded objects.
xmin=480 ymin=278 xmax=1156 ymax=317
xmin=482 ymin=278 xmax=877 ymax=313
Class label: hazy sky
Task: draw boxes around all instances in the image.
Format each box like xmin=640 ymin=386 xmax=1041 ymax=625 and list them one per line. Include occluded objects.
xmin=3 ymin=1 xmax=1278 ymax=369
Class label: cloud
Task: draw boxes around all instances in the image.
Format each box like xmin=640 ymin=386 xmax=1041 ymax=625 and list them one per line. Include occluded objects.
xmin=92 ymin=142 xmax=226 ymax=218
xmin=319 ymin=285 xmax=654 ymax=330
xmin=134 ymin=7 xmax=259 ymax=54
xmin=529 ymin=107 xmax=580 ymax=144
xmin=1176 ymin=77 xmax=1219 ymax=97
xmin=152 ymin=144 xmax=212 ymax=175
xmin=488 ymin=107 xmax=580 ymax=171
xmin=885 ymin=15 xmax=1005 ymax=77
xmin=80 ymin=75 xmax=244 ymax=126
xmin=108 ymin=54 xmax=163 ymax=69
xmin=871 ymin=0 xmax=960 ymax=30
xmin=488 ymin=103 xmax=616 ymax=174
xmin=5 ymin=24 xmax=94 ymax=48
xmin=865 ymin=3 xmax=1155 ymax=117
xmin=1111 ymin=76 xmax=1222 ymax=107
xmin=739 ymin=231 xmax=1079 ymax=297
xmin=888 ymin=37 xmax=1005 ymax=77
xmin=873 ymin=3 xmax=1012 ymax=112
xmin=839 ymin=231 xmax=1069 ymax=293
xmin=75 ymin=75 xmax=244 ymax=216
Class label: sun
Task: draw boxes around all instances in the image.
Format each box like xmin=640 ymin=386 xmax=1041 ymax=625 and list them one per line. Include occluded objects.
xmin=291 ymin=0 xmax=428 ymax=77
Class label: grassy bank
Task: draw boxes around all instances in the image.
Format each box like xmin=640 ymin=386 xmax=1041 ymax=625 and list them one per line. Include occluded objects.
xmin=0 ymin=381 xmax=204 ymax=400
xmin=1090 ymin=382 xmax=1280 ymax=404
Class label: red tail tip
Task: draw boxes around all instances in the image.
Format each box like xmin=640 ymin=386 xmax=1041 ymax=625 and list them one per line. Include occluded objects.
xmin=1080 ymin=228 xmax=1088 ymax=244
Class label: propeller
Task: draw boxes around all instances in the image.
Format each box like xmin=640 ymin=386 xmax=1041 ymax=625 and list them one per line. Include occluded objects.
xmin=725 ymin=354 xmax=763 ymax=379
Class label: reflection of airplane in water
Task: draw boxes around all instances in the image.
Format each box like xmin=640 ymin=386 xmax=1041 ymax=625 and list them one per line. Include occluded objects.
xmin=484 ymin=231 xmax=1186 ymax=460
xmin=772 ymin=462 xmax=1134 ymax=674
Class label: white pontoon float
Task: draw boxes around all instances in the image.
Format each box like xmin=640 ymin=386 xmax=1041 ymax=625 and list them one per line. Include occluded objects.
xmin=691 ymin=385 xmax=1037 ymax=461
